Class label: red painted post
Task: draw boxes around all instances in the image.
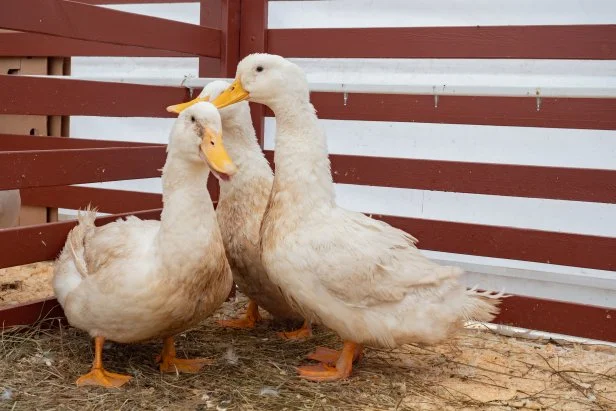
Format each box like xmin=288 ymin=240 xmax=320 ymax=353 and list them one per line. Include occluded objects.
xmin=239 ymin=0 xmax=268 ymax=148
xmin=200 ymin=0 xmax=241 ymax=204
xmin=199 ymin=0 xmax=240 ymax=78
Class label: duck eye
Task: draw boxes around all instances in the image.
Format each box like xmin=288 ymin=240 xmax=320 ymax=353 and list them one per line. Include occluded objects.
xmin=190 ymin=116 xmax=196 ymax=123
xmin=256 ymin=66 xmax=263 ymax=73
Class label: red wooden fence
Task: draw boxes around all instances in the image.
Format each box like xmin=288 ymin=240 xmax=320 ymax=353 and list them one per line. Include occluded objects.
xmin=0 ymin=0 xmax=614 ymax=342
xmin=0 ymin=0 xmax=235 ymax=327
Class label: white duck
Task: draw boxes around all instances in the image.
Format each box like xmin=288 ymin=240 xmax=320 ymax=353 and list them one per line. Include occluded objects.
xmin=212 ymin=54 xmax=502 ymax=382
xmin=53 ymin=102 xmax=236 ymax=388
xmin=166 ymin=81 xmax=307 ymax=337
xmin=0 ymin=190 xmax=20 ymax=228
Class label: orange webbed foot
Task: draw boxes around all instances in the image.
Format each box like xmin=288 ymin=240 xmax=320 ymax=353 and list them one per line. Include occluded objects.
xmin=306 ymin=345 xmax=363 ymax=365
xmin=297 ymin=363 xmax=351 ymax=382
xmin=76 ymin=368 xmax=132 ymax=388
xmin=305 ymin=346 xmax=340 ymax=364
xmin=76 ymin=336 xmax=131 ymax=388
xmin=157 ymin=336 xmax=212 ymax=374
xmin=298 ymin=341 xmax=361 ymax=382
xmin=218 ymin=300 xmax=261 ymax=329
xmin=218 ymin=316 xmax=258 ymax=329
xmin=278 ymin=320 xmax=312 ymax=341
xmin=158 ymin=357 xmax=213 ymax=374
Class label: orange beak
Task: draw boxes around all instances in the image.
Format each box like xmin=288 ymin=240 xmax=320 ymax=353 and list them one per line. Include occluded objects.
xmin=166 ymin=95 xmax=210 ymax=114
xmin=210 ymin=79 xmax=249 ymax=109
xmin=200 ymin=127 xmax=237 ymax=179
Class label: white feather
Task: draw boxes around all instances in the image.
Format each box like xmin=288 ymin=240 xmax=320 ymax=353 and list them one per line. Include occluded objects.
xmin=234 ymin=53 xmax=504 ymax=348
xmin=52 ymin=103 xmax=233 ymax=343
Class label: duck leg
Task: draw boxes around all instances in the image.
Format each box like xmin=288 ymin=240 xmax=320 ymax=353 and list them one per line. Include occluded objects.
xmin=298 ymin=341 xmax=362 ymax=382
xmin=305 ymin=344 xmax=363 ymax=365
xmin=76 ymin=336 xmax=132 ymax=388
xmin=277 ymin=320 xmax=312 ymax=340
xmin=157 ymin=336 xmax=213 ymax=373
xmin=217 ymin=300 xmax=262 ymax=329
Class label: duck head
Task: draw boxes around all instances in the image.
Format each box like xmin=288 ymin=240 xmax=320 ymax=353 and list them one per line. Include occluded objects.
xmin=209 ymin=53 xmax=310 ymax=109
xmin=201 ymin=80 xmax=251 ymax=122
xmin=169 ymin=102 xmax=237 ymax=181
xmin=167 ymin=80 xmax=250 ymax=122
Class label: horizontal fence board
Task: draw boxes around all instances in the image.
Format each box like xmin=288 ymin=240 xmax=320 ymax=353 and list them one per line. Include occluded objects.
xmin=21 ymin=186 xmax=163 ymax=214
xmin=0 ymin=146 xmax=166 ymax=190
xmin=268 ymin=25 xmax=616 ymax=59
xmin=2 ymin=292 xmax=614 ymax=342
xmin=0 ymin=0 xmax=220 ymax=57
xmin=494 ymin=295 xmax=615 ymax=342
xmin=80 ymin=0 xmax=198 ymax=4
xmin=0 ymin=32 xmax=192 ymax=57
xmin=2 ymin=207 xmax=612 ymax=271
xmin=275 ymin=93 xmax=616 ymax=130
xmin=0 ymin=298 xmax=65 ymax=329
xmin=0 ymin=209 xmax=163 ymax=270
xmin=0 ymin=76 xmax=187 ymax=117
xmin=6 ymin=77 xmax=615 ymax=127
xmin=264 ymin=151 xmax=616 ymax=204
xmin=0 ymin=134 xmax=163 ymax=151
xmin=374 ymin=215 xmax=615 ymax=272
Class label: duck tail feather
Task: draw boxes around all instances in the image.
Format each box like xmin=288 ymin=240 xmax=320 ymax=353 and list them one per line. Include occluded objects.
xmin=67 ymin=205 xmax=98 ymax=278
xmin=462 ymin=286 xmax=508 ymax=323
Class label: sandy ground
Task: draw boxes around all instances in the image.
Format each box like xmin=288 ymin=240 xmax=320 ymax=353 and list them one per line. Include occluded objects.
xmin=0 ymin=264 xmax=615 ymax=410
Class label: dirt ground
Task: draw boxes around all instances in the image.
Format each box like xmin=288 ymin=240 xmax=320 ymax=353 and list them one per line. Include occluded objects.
xmin=0 ymin=263 xmax=615 ymax=410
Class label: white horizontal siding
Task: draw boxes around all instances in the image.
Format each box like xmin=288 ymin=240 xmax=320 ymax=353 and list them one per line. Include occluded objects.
xmin=269 ymin=0 xmax=616 ymax=28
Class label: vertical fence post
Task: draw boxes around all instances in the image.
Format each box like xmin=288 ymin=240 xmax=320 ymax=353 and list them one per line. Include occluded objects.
xmin=199 ymin=0 xmax=240 ymax=78
xmin=240 ymin=0 xmax=268 ymax=148
xmin=200 ymin=0 xmax=241 ymax=205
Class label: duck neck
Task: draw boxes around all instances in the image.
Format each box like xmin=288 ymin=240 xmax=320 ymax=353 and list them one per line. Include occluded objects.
xmin=269 ymin=98 xmax=335 ymax=209
xmin=218 ymin=116 xmax=272 ymax=196
xmin=157 ymin=153 xmax=218 ymax=266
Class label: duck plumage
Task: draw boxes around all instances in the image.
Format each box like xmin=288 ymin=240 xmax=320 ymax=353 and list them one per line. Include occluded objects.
xmin=168 ymin=81 xmax=304 ymax=330
xmin=212 ymin=54 xmax=502 ymax=381
xmin=53 ymin=102 xmax=235 ymax=387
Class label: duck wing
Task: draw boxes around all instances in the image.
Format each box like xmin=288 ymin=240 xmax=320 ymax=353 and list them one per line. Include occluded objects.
xmin=307 ymin=208 xmax=462 ymax=308
xmin=83 ymin=216 xmax=159 ymax=275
